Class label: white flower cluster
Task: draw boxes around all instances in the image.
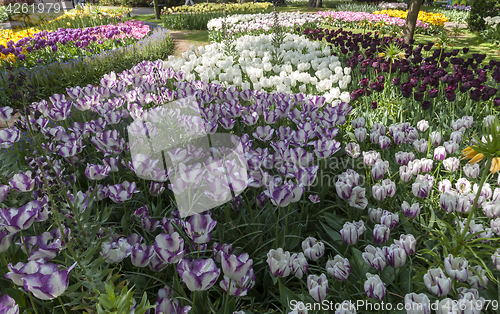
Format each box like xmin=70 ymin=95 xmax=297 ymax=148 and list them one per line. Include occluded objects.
xmin=207 ymin=12 xmax=321 ymax=33
xmin=164 ymin=33 xmax=352 ymax=105
xmin=377 ymin=1 xmax=407 ymax=10
xmin=484 ymin=16 xmax=500 ymax=26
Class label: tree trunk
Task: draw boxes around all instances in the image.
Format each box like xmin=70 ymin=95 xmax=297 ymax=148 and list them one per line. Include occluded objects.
xmin=402 ymin=0 xmax=422 ymax=44
xmin=153 ymin=0 xmax=160 ymax=20
xmin=308 ymin=0 xmax=321 ymax=7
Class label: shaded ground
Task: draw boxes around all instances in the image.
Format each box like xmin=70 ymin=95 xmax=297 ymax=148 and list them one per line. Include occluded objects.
xmin=169 ymin=30 xmax=210 ymax=57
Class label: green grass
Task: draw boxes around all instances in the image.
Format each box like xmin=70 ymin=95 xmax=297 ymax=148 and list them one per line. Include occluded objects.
xmin=125 ymin=14 xmax=162 ymax=23
xmin=180 ymin=29 xmax=209 ymax=43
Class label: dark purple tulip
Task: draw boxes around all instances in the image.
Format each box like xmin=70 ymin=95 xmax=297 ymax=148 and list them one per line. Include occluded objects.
xmin=494 ymin=98 xmax=500 ymax=107
xmin=422 ymin=101 xmax=432 ymax=111
xmin=470 ymin=89 xmax=481 ymax=101
xmin=377 ymin=75 xmax=385 ymax=83
xmin=392 ymin=77 xmax=400 ymax=85
xmin=445 ymin=91 xmax=456 ymax=102
xmin=371 ymin=101 xmax=377 ymax=109
xmin=428 ymin=89 xmax=438 ymax=98
xmin=414 ymin=92 xmax=424 ymax=102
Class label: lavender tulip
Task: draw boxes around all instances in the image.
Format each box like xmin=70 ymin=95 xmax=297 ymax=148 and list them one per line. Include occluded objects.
xmin=301 ymin=237 xmax=325 ymax=261
xmin=154 ymin=233 xmax=185 ymax=264
xmin=326 ymin=255 xmax=351 ymax=281
xmin=9 ymin=171 xmax=35 ymax=192
xmin=108 ymin=181 xmax=139 ymax=203
xmin=177 ymin=258 xmax=220 ymax=291
xmin=307 ymin=273 xmax=328 ymax=302
xmin=267 ymin=248 xmax=290 ymax=277
xmin=424 ymin=268 xmax=451 ymax=297
xmin=22 ymin=262 xmax=76 ymax=300
xmin=364 ymin=273 xmax=385 ymax=300
xmin=221 ymin=252 xmax=253 ymax=281
xmin=289 ymin=252 xmax=308 ymax=279
xmin=404 ymin=293 xmax=431 ymax=314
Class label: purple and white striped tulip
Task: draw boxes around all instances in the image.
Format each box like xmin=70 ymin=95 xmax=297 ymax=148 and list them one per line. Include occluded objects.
xmin=177 ymin=258 xmax=220 ymax=291
xmin=289 ymin=252 xmax=308 ymax=279
xmin=108 ymin=181 xmax=139 ymax=203
xmin=401 ymin=202 xmax=420 ymax=218
xmin=155 ymin=286 xmax=192 ymax=314
xmin=154 ymin=232 xmax=186 ymax=264
xmin=368 ymin=207 xmax=383 ymax=223
xmin=0 ymin=185 xmax=10 ymax=203
xmin=492 ymin=249 xmax=500 ymax=270
xmin=0 ymin=206 xmax=38 ymax=232
xmin=364 ymin=273 xmax=386 ymax=300
xmin=345 ymin=142 xmax=360 ymax=158
xmin=424 ymin=268 xmax=451 ymax=297
xmin=9 ymin=171 xmax=35 ymax=192
xmin=463 ymin=163 xmax=480 ymax=179
xmin=183 ymin=213 xmax=217 ymax=244
xmin=466 ymin=265 xmax=488 ymax=290
xmin=326 ymin=255 xmax=351 ymax=281
xmin=84 ymin=164 xmax=111 ymax=180
xmin=384 ymin=244 xmax=407 ymax=268
xmin=130 ymin=244 xmax=155 ymax=268
xmin=395 ymin=151 xmax=415 ymax=166
xmin=22 ymin=262 xmax=76 ymax=300
xmin=380 ymin=210 xmax=399 ymax=229
xmin=0 ymin=106 xmax=14 ymax=122
xmin=444 ymin=254 xmax=468 ymax=282
xmin=373 ymin=224 xmax=390 ymax=245
xmin=363 ymin=151 xmax=381 ymax=166
xmin=0 ymin=127 xmax=21 ymax=149
xmin=266 ymin=248 xmax=291 ymax=277
xmin=301 ymin=237 xmax=325 ymax=261
xmin=0 ymin=230 xmax=16 ymax=253
xmin=404 ymin=293 xmax=431 ymax=314
xmin=412 ymin=175 xmax=432 ymax=198
xmin=0 ymin=293 xmax=19 ymax=314
xmin=438 ymin=180 xmax=452 ymax=193
xmin=434 ymin=146 xmax=447 ymax=161
xmin=394 ymin=234 xmax=417 ymax=255
xmin=371 ymin=159 xmax=389 ymax=181
xmin=219 ymin=268 xmax=255 ymax=297
xmin=307 ymin=273 xmax=328 ymax=302
xmin=417 ymin=120 xmax=429 ymax=132
xmin=221 ymin=252 xmax=253 ymax=281
xmin=443 ymin=157 xmax=460 ymax=172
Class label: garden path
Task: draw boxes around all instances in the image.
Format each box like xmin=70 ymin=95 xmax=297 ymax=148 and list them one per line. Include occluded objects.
xmin=169 ymin=30 xmax=210 ymax=57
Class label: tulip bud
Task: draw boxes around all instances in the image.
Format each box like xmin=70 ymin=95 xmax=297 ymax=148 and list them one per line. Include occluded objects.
xmin=467 ymin=265 xmax=488 ymax=290
xmin=380 ymin=210 xmax=399 ymax=229
xmin=463 ymin=163 xmax=480 ymax=179
xmin=368 ymin=207 xmax=383 ymax=223
xmin=430 ymin=131 xmax=442 ymax=146
xmin=395 ymin=151 xmax=415 ymax=166
xmin=413 ymin=139 xmax=428 ymax=153
xmin=395 ymin=234 xmax=416 ymax=255
xmin=434 ymin=146 xmax=447 ymax=161
xmin=355 ymin=128 xmax=367 ymax=142
xmin=492 ymin=249 xmax=500 ymax=271
xmin=384 ymin=244 xmax=407 ymax=268
xmin=404 ymin=293 xmax=431 ymax=314
xmin=440 ymin=191 xmax=458 ymax=213
xmin=371 ymin=159 xmax=389 ymax=181
xmin=326 ymin=255 xmax=351 ymax=281
xmin=372 ymin=183 xmax=387 ymax=201
xmin=289 ymin=253 xmax=308 ymax=279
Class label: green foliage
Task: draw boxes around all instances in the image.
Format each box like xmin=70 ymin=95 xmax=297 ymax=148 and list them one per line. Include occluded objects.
xmin=468 ymin=0 xmax=500 ymax=31
xmin=0 ymin=5 xmax=9 ymax=22
xmin=162 ymin=12 xmax=227 ymax=29
xmin=94 ymin=282 xmax=155 ymax=314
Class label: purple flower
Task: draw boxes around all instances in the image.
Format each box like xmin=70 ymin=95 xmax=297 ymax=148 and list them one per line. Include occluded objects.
xmin=101 ymin=238 xmax=132 ymax=263
xmin=0 ymin=127 xmax=21 ymax=149
xmin=463 ymin=163 xmax=480 ymax=179
xmin=182 ymin=213 xmax=217 ymax=244
xmin=371 ymin=159 xmax=389 ymax=180
xmin=0 ymin=205 xmax=38 ymax=233
xmin=412 ymin=175 xmax=432 ymax=198
xmin=220 ymin=252 xmax=253 ymax=281
xmin=266 ymin=248 xmax=290 ymax=277
xmin=22 ymin=262 xmax=76 ymax=300
xmin=0 ymin=293 xmax=19 ymax=314
xmin=444 ymin=254 xmax=468 ymax=282
xmin=130 ymin=244 xmax=154 ymax=268
xmin=108 ymin=181 xmax=138 ymax=203
xmin=467 ymin=265 xmax=488 ymax=290
xmin=380 ymin=210 xmax=399 ymax=229
xmin=301 ymin=237 xmax=325 ymax=261
xmin=363 ymin=151 xmax=381 ymax=166
xmin=373 ymin=224 xmax=390 ymax=245
xmin=154 ymin=232 xmax=185 ymax=264
xmin=340 ymin=221 xmax=365 ymax=245
xmin=424 ymin=268 xmax=451 ymax=297
xmin=401 ymin=201 xmax=420 ymax=218
xmin=219 ymin=268 xmax=255 ymax=297
xmin=0 ymin=230 xmax=16 ymax=253
xmin=307 ymin=273 xmax=328 ymax=302
xmin=355 ymin=128 xmax=367 ymax=142
xmin=384 ymin=244 xmax=407 ymax=268
xmin=308 ymin=195 xmax=320 ymax=204
xmin=0 ymin=106 xmax=14 ymax=122
xmin=364 ymin=273 xmax=385 ymax=300
xmin=0 ymin=185 xmax=10 ymax=203
xmin=264 ymin=181 xmax=304 ymax=207
xmin=434 ymin=146 xmax=447 ymax=161
xmin=177 ymin=258 xmax=220 ymax=291
xmin=492 ymin=249 xmax=500 ymax=271
xmin=326 ymin=255 xmax=350 ymax=281
xmin=155 ymin=286 xmax=192 ymax=314
xmin=443 ymin=157 xmax=460 ymax=172
xmin=289 ymin=253 xmax=308 ymax=279
xmin=9 ymin=171 xmax=35 ymax=192
xmin=372 ymin=183 xmax=387 ymax=201
xmin=84 ymin=164 xmax=111 ymax=180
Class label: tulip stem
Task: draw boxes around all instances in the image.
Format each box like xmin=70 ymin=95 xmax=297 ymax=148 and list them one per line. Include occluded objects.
xmin=192 ymin=291 xmax=196 ymax=310
xmin=27 ymin=293 xmax=40 ymax=314
xmin=277 ymin=277 xmax=285 ymax=314
xmin=223 ymin=278 xmax=231 ymax=314
xmin=58 ymin=297 xmax=69 ymax=314
xmin=454 ymin=157 xmax=492 ymax=255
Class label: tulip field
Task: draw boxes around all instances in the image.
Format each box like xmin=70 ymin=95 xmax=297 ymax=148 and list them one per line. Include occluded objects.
xmin=0 ymin=1 xmax=500 ymax=313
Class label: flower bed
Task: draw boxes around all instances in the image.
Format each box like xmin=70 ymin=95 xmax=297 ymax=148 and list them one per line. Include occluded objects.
xmin=373 ymin=9 xmax=449 ymax=26
xmin=164 ymin=33 xmax=352 ymax=104
xmin=207 ymin=12 xmax=321 ymax=42
xmin=317 ymin=11 xmax=432 ymax=34
xmin=481 ymin=16 xmax=500 ymax=43
xmin=161 ymin=2 xmax=273 ymax=30
xmin=377 ymin=1 xmax=407 ymax=10
xmin=0 ymin=26 xmax=174 ymax=108
xmin=0 ymin=20 xmax=150 ymax=69
xmin=14 ymin=4 xmax=132 ymax=31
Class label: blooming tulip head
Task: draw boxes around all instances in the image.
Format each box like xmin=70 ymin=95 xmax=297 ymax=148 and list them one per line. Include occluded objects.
xmin=444 ymin=254 xmax=468 ymax=282
xmin=307 ymin=273 xmax=328 ymax=302
xmin=301 ymin=237 xmax=325 ymax=261
xmin=326 ymin=255 xmax=351 ymax=281
xmin=267 ymin=248 xmax=290 ymax=277
xmin=423 ymin=268 xmax=451 ymax=297
xmin=177 ymin=258 xmax=220 ymax=291
xmin=364 ymin=273 xmax=385 ymax=300
xmin=22 ymin=262 xmax=77 ymax=300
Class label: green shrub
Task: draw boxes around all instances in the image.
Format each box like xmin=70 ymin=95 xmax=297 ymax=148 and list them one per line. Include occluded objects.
xmin=468 ymin=0 xmax=500 ymax=31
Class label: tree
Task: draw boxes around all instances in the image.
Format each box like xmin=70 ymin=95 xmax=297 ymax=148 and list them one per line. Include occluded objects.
xmin=153 ymin=0 xmax=160 ymax=20
xmin=308 ymin=0 xmax=322 ymax=8
xmin=402 ymin=0 xmax=422 ymax=45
